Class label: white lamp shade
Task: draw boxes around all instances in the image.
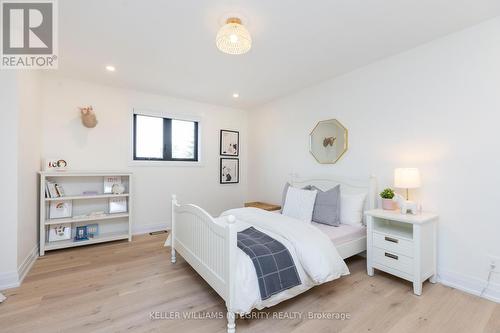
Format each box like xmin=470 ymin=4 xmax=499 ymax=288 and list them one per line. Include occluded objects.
xmin=394 ymin=168 xmax=421 ymax=189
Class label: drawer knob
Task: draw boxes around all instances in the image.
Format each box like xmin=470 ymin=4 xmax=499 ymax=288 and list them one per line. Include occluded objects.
xmin=385 ymin=236 xmax=399 ymax=244
xmin=385 ymin=252 xmax=399 ymax=260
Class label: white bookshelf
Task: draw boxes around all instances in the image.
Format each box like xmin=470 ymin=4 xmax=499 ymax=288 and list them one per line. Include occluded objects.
xmin=39 ymin=171 xmax=132 ymax=255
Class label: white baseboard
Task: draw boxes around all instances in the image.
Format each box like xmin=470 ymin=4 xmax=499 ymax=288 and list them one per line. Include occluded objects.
xmin=18 ymin=245 xmax=38 ymax=284
xmin=0 ymin=271 xmax=20 ymax=291
xmin=132 ymin=223 xmax=170 ymax=235
xmin=0 ymin=245 xmax=39 ymax=291
xmin=438 ymin=269 xmax=500 ymax=303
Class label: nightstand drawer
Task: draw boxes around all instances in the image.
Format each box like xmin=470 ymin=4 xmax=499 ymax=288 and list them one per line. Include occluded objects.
xmin=373 ymin=232 xmax=413 ymax=258
xmin=373 ymin=247 xmax=413 ymax=275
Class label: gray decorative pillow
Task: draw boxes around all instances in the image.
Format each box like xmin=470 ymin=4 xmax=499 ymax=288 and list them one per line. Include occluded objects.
xmin=310 ymin=185 xmax=341 ymax=226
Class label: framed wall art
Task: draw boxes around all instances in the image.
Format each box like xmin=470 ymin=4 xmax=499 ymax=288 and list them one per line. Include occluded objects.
xmin=220 ymin=130 xmax=239 ymax=156
xmin=220 ymin=158 xmax=239 ymax=184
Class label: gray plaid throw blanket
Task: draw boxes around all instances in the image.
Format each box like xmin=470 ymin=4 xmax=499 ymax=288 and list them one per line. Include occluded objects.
xmin=237 ymin=227 xmax=301 ymax=300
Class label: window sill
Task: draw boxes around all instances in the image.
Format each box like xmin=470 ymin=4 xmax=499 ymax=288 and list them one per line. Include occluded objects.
xmin=129 ymin=160 xmax=205 ymax=168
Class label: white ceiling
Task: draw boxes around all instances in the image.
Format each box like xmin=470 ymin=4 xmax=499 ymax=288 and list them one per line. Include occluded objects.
xmin=58 ymin=0 xmax=500 ymax=108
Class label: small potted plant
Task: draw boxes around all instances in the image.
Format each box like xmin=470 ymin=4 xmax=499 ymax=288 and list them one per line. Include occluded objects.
xmin=380 ymin=188 xmax=397 ymax=210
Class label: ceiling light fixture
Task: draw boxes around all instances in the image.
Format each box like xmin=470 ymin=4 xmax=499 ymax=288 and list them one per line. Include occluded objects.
xmin=216 ymin=17 xmax=252 ymax=55
xmin=232 ymin=93 xmax=239 ymax=98
xmin=105 ymin=65 xmax=116 ymax=72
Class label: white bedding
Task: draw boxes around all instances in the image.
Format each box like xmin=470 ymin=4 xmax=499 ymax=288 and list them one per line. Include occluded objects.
xmin=311 ymin=222 xmax=366 ymax=246
xmin=219 ymin=207 xmax=349 ymax=314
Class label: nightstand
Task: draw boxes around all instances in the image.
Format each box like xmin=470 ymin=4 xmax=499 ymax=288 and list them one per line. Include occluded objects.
xmin=244 ymin=202 xmax=281 ymax=211
xmin=365 ymin=209 xmax=438 ymax=295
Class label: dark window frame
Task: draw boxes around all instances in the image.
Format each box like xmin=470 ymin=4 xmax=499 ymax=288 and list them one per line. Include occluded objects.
xmin=133 ymin=114 xmax=199 ymax=162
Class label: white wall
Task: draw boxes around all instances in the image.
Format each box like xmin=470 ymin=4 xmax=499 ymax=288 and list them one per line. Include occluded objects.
xmin=0 ymin=72 xmax=20 ymax=288
xmin=17 ymin=72 xmax=42 ymax=273
xmin=41 ymin=76 xmax=248 ymax=232
xmin=248 ymin=18 xmax=500 ymax=301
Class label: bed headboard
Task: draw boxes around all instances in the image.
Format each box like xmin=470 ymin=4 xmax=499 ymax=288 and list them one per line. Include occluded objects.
xmin=289 ymin=174 xmax=377 ymax=224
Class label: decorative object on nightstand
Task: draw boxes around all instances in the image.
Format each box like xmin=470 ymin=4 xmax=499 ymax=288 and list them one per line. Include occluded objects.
xmin=393 ymin=193 xmax=417 ymax=214
xmin=380 ymin=188 xmax=397 ymax=210
xmin=365 ymin=209 xmax=438 ymax=296
xmin=394 ymin=168 xmax=421 ymax=214
xmin=244 ymin=202 xmax=281 ymax=212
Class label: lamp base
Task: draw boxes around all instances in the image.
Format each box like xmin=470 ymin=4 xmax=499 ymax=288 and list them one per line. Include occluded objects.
xmin=400 ymin=200 xmax=418 ymax=215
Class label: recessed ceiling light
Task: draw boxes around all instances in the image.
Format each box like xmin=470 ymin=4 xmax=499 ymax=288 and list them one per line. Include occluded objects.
xmin=105 ymin=65 xmax=116 ymax=72
xmin=232 ymin=93 xmax=239 ymax=98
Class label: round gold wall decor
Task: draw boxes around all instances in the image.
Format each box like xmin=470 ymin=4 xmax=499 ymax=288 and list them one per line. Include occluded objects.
xmin=309 ymin=119 xmax=348 ymax=164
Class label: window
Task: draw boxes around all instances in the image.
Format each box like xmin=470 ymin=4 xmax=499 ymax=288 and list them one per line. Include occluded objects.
xmin=133 ymin=114 xmax=199 ymax=162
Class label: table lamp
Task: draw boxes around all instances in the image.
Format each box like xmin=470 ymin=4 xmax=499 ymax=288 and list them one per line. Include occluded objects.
xmin=394 ymin=168 xmax=421 ymax=200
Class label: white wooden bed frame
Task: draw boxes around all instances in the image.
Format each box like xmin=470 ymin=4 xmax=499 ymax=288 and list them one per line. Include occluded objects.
xmin=169 ymin=175 xmax=376 ymax=333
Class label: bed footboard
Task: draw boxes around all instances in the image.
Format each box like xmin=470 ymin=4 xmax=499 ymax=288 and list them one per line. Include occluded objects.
xmin=170 ymin=195 xmax=237 ymax=333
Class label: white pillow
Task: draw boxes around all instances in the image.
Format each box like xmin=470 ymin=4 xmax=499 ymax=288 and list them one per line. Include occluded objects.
xmin=340 ymin=193 xmax=367 ymax=226
xmin=282 ymin=186 xmax=317 ymax=223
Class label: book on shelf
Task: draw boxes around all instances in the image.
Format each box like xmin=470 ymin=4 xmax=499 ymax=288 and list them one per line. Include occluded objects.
xmin=109 ymin=197 xmax=127 ymax=214
xmin=104 ymin=176 xmax=122 ymax=194
xmin=49 ymin=200 xmax=73 ymax=219
xmin=45 ymin=181 xmax=60 ymax=198
xmin=48 ymin=224 xmax=71 ymax=242
xmin=55 ymin=184 xmax=65 ymax=197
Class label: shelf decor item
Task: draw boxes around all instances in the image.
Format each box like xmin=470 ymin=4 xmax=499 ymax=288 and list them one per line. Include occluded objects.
xmin=380 ymin=188 xmax=397 ymax=210
xmin=112 ymin=183 xmax=125 ymax=194
xmin=43 ymin=157 xmax=68 ymax=172
xmin=86 ymin=224 xmax=99 ymax=238
xmin=49 ymin=200 xmax=73 ymax=219
xmin=220 ymin=130 xmax=239 ymax=156
xmin=109 ymin=197 xmax=128 ymax=213
xmin=75 ymin=226 xmax=89 ymax=241
xmin=220 ymin=158 xmax=239 ymax=184
xmin=104 ymin=176 xmax=122 ymax=194
xmin=48 ymin=224 xmax=71 ymax=242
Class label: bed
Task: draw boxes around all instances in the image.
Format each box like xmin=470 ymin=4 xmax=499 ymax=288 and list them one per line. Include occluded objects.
xmin=167 ymin=175 xmax=376 ymax=333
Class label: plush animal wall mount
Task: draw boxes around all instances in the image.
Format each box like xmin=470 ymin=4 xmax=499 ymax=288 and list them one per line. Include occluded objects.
xmin=79 ymin=106 xmax=98 ymax=128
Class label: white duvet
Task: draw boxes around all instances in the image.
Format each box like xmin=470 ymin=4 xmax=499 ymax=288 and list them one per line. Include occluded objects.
xmin=219 ymin=208 xmax=349 ymax=314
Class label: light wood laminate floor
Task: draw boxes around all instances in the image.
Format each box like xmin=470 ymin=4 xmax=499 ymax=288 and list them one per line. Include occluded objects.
xmin=1 ymin=234 xmax=498 ymax=333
